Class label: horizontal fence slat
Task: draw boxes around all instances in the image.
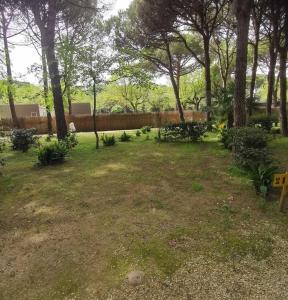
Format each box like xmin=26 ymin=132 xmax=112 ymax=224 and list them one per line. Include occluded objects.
xmin=0 ymin=111 xmax=207 ymax=134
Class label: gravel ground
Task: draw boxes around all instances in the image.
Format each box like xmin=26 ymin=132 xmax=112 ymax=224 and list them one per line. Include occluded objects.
xmin=105 ymin=238 xmax=288 ymax=300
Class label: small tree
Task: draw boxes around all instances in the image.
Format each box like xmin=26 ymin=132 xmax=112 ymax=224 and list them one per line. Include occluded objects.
xmin=79 ymin=21 xmax=116 ymax=149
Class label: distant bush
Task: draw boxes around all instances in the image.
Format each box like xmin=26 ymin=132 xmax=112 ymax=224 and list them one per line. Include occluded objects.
xmin=102 ymin=134 xmax=116 ymax=147
xmin=64 ymin=132 xmax=78 ymax=149
xmin=11 ymin=128 xmax=37 ymax=152
xmin=141 ymin=126 xmax=151 ymax=134
xmin=160 ymin=122 xmax=207 ymax=143
xmin=226 ymin=127 xmax=269 ymax=170
xmin=0 ymin=139 xmax=6 ymax=152
xmin=136 ymin=130 xmax=141 ymax=137
xmin=37 ymin=142 xmax=68 ymax=166
xmin=119 ymin=131 xmax=131 ymax=142
xmin=0 ymin=158 xmax=5 ymax=176
xmin=248 ymin=114 xmax=278 ymax=132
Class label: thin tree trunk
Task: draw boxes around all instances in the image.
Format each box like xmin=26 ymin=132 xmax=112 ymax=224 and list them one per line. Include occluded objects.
xmin=266 ymin=42 xmax=277 ymax=115
xmin=279 ymin=49 xmax=288 ymax=136
xmin=41 ymin=44 xmax=53 ymax=136
xmin=165 ymin=40 xmax=185 ymax=123
xmin=67 ymin=85 xmax=72 ymax=115
xmin=93 ymin=79 xmax=99 ymax=149
xmin=204 ymin=38 xmax=212 ymax=122
xmin=1 ymin=11 xmax=19 ymax=128
xmin=273 ymin=72 xmax=280 ymax=107
xmin=249 ymin=31 xmax=260 ymax=116
xmin=45 ymin=1 xmax=67 ymax=140
xmin=233 ymin=0 xmax=252 ymax=127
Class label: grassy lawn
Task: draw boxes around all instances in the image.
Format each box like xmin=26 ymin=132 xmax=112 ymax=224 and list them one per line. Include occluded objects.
xmin=1 ymin=131 xmax=288 ymax=299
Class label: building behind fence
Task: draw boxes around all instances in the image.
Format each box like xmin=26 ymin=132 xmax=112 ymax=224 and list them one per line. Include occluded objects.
xmin=0 ymin=111 xmax=207 ymax=134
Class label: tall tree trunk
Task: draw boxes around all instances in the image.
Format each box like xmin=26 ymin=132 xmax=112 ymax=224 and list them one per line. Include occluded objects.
xmin=93 ymin=79 xmax=99 ymax=149
xmin=203 ymin=38 xmax=212 ymax=122
xmin=279 ymin=49 xmax=288 ymax=136
xmin=41 ymin=44 xmax=53 ymax=136
xmin=266 ymin=42 xmax=277 ymax=115
xmin=273 ymin=72 xmax=280 ymax=107
xmin=165 ymin=40 xmax=185 ymax=123
xmin=248 ymin=30 xmax=260 ymax=116
xmin=45 ymin=1 xmax=67 ymax=140
xmin=233 ymin=0 xmax=252 ymax=127
xmin=1 ymin=11 xmax=19 ymax=128
xmin=67 ymin=85 xmax=72 ymax=115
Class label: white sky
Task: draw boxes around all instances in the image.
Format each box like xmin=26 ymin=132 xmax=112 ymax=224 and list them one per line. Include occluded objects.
xmin=10 ymin=0 xmax=133 ymax=84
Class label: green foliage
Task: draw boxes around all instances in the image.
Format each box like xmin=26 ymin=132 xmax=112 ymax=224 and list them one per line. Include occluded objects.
xmin=0 ymin=138 xmax=6 ymax=152
xmin=250 ymin=164 xmax=278 ymax=199
xmin=248 ymin=114 xmax=278 ymax=132
xmin=135 ymin=130 xmax=141 ymax=137
xmin=220 ymin=127 xmax=233 ymax=150
xmin=64 ymin=133 xmax=78 ymax=149
xmin=119 ymin=131 xmax=131 ymax=142
xmin=101 ymin=134 xmax=116 ymax=146
xmin=223 ymin=127 xmax=269 ymax=170
xmin=11 ymin=128 xmax=37 ymax=152
xmin=37 ymin=142 xmax=69 ymax=166
xmin=160 ymin=122 xmax=207 ymax=143
xmin=141 ymin=126 xmax=151 ymax=134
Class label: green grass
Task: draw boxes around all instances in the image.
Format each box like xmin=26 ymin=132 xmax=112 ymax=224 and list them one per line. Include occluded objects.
xmin=1 ymin=131 xmax=288 ymax=299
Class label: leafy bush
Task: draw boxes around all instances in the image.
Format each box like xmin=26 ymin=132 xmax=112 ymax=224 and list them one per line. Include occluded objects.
xmin=230 ymin=127 xmax=269 ymax=170
xmin=0 ymin=139 xmax=6 ymax=152
xmin=119 ymin=131 xmax=131 ymax=142
xmin=141 ymin=126 xmax=151 ymax=134
xmin=102 ymin=134 xmax=116 ymax=146
xmin=220 ymin=127 xmax=233 ymax=150
xmin=0 ymin=156 xmax=5 ymax=175
xmin=63 ymin=132 xmax=78 ymax=149
xmin=250 ymin=164 xmax=278 ymax=199
xmin=11 ymin=128 xmax=37 ymax=152
xmin=248 ymin=114 xmax=278 ymax=132
xmin=37 ymin=142 xmax=68 ymax=166
xmin=136 ymin=130 xmax=141 ymax=137
xmin=160 ymin=122 xmax=207 ymax=143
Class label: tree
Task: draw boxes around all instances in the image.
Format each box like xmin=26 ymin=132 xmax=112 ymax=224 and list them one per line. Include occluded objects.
xmin=79 ymin=20 xmax=116 ymax=149
xmin=18 ymin=0 xmax=97 ymax=139
xmin=233 ymin=0 xmax=253 ymax=127
xmin=111 ymin=5 xmax=199 ymax=122
xmin=248 ymin=0 xmax=266 ymax=116
xmin=138 ymin=0 xmax=229 ymax=122
xmin=0 ymin=4 xmax=20 ymax=128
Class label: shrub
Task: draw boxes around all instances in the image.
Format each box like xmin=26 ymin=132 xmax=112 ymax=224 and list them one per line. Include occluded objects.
xmin=11 ymin=128 xmax=37 ymax=152
xmin=231 ymin=127 xmax=269 ymax=170
xmin=141 ymin=126 xmax=151 ymax=134
xmin=0 ymin=157 xmax=5 ymax=174
xmin=250 ymin=164 xmax=278 ymax=199
xmin=220 ymin=127 xmax=233 ymax=150
xmin=248 ymin=114 xmax=278 ymax=132
xmin=0 ymin=139 xmax=6 ymax=152
xmin=64 ymin=132 xmax=78 ymax=149
xmin=102 ymin=134 xmax=116 ymax=146
xmin=136 ymin=130 xmax=141 ymax=137
xmin=160 ymin=122 xmax=207 ymax=143
xmin=119 ymin=131 xmax=131 ymax=142
xmin=37 ymin=142 xmax=68 ymax=166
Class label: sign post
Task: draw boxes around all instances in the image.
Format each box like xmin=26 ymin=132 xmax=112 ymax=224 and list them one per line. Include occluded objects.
xmin=273 ymin=172 xmax=288 ymax=212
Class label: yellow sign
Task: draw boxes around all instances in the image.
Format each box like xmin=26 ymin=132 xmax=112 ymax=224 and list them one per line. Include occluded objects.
xmin=273 ymin=173 xmax=288 ymax=188
xmin=273 ymin=172 xmax=288 ymax=212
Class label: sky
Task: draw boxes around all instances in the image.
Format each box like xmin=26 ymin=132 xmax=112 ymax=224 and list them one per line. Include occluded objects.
xmin=10 ymin=0 xmax=133 ymax=84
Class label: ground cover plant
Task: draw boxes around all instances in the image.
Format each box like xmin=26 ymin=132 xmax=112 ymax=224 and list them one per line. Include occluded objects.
xmin=0 ymin=131 xmax=288 ymax=299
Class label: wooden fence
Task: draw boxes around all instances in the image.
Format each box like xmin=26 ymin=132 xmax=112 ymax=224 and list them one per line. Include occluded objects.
xmin=0 ymin=111 xmax=207 ymax=134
